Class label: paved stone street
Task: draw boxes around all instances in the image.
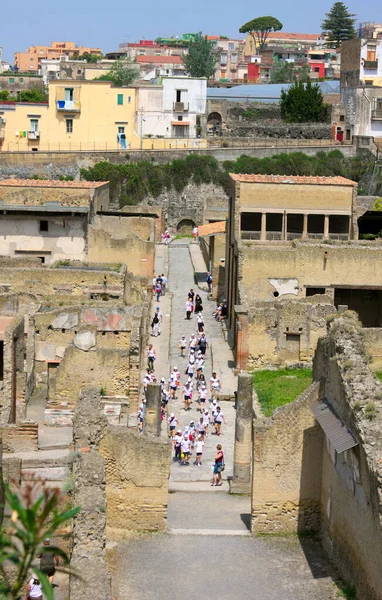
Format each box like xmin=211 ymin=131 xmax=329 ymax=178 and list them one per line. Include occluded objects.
xmin=112 ymin=239 xmax=339 ymax=600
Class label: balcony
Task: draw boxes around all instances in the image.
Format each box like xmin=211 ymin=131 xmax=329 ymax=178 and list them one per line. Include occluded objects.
xmin=28 ymin=131 xmax=40 ymax=140
xmin=173 ymin=102 xmax=189 ymax=112
xmin=364 ymin=60 xmax=378 ymax=69
xmin=371 ymin=110 xmax=382 ymax=120
xmin=56 ymin=100 xmax=81 ymax=112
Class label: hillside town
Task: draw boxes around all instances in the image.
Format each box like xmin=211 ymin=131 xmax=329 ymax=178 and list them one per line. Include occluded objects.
xmin=0 ymin=3 xmax=382 ymax=600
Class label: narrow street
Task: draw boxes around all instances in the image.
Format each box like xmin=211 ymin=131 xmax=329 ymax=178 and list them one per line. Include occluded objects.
xmin=109 ymin=239 xmax=338 ymax=600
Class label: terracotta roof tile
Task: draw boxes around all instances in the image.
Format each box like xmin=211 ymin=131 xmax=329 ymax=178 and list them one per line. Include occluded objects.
xmin=267 ymin=32 xmax=321 ymax=41
xmin=198 ymin=221 xmax=226 ymax=237
xmin=0 ymin=179 xmax=109 ymax=189
xmin=136 ymin=55 xmax=183 ymax=64
xmin=229 ymin=174 xmax=357 ymax=186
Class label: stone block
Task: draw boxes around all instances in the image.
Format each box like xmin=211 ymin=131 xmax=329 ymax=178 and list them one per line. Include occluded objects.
xmin=73 ymin=331 xmax=96 ymax=352
xmin=35 ymin=342 xmax=56 ymax=362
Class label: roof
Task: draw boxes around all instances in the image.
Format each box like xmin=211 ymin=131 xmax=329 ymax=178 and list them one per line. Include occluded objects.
xmin=229 ymin=174 xmax=357 ymax=186
xmin=267 ymin=32 xmax=321 ymax=41
xmin=0 ymin=179 xmax=109 ymax=189
xmin=312 ymin=401 xmax=358 ymax=453
xmin=198 ymin=221 xmax=226 ymax=237
xmin=206 ymin=81 xmax=340 ymax=102
xmin=136 ymin=55 xmax=183 ymax=64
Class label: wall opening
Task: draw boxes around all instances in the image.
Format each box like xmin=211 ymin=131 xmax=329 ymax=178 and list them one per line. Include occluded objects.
xmin=0 ymin=340 xmax=3 ymax=381
xmin=306 ymin=287 xmax=326 ymax=296
xmin=358 ymin=211 xmax=382 ymax=238
xmin=334 ymin=288 xmax=382 ymax=327
xmin=241 ymin=212 xmax=261 ymax=232
xmin=207 ymin=112 xmax=222 ymax=135
xmin=177 ymin=219 xmax=196 ymax=234
xmin=329 ymin=215 xmax=349 ymax=238
xmin=308 ymin=214 xmax=325 ymax=236
xmin=266 ymin=213 xmax=282 ymax=240
xmin=287 ymin=214 xmax=304 ymax=239
xmin=285 ymin=333 xmax=300 ymax=360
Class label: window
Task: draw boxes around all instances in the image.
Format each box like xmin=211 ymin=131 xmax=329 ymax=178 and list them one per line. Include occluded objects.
xmin=127 ymin=96 xmax=131 ymax=103
xmin=228 ymin=43 xmax=234 ymax=51
xmin=39 ymin=220 xmax=48 ymax=232
xmin=118 ymin=126 xmax=125 ymax=134
xmin=66 ymin=119 xmax=73 ymax=133
xmin=30 ymin=119 xmax=39 ymax=132
xmin=117 ymin=93 xmax=123 ymax=105
xmin=340 ymin=115 xmax=345 ymax=122
xmin=64 ymin=87 xmax=74 ymax=101
xmin=8 ymin=77 xmax=14 ymax=83
xmin=176 ymin=90 xmax=182 ymax=102
xmin=366 ymin=45 xmax=376 ymax=61
xmin=220 ymin=54 xmax=227 ymax=65
xmin=231 ymin=54 xmax=237 ymax=64
xmin=177 ymin=116 xmax=183 ymax=121
xmin=19 ymin=77 xmax=24 ymax=83
xmin=365 ymin=80 xmax=373 ymax=86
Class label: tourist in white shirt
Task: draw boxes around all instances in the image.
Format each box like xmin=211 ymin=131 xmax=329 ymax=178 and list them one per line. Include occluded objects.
xmin=168 ymin=412 xmax=178 ymax=438
xmin=199 ymin=384 xmax=207 ymax=413
xmin=27 ymin=575 xmax=43 ymax=600
xmin=214 ymin=406 xmax=226 ymax=437
xmin=203 ymin=409 xmax=210 ymax=436
xmin=195 ymin=435 xmax=204 ymax=466
xmin=181 ymin=435 xmax=191 ymax=465
xmin=196 ymin=312 xmax=204 ymax=333
xmin=210 ymin=372 xmax=221 ymax=399
xmin=173 ymin=430 xmax=183 ymax=461
xmin=185 ymin=300 xmax=193 ymax=320
xmin=179 ymin=335 xmax=187 ymax=358
xmin=183 ymin=382 xmax=192 ymax=411
xmin=169 ymin=367 xmax=179 ymax=399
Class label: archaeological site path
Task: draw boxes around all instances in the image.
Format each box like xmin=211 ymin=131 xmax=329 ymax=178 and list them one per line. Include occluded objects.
xmin=109 ymin=239 xmax=339 ymax=600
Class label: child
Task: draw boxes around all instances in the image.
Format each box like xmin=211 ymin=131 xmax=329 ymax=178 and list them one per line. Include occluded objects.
xmin=199 ymin=384 xmax=207 ymax=413
xmin=195 ymin=435 xmax=204 ymax=466
xmin=173 ymin=429 xmax=183 ymax=462
xmin=179 ymin=335 xmax=187 ymax=358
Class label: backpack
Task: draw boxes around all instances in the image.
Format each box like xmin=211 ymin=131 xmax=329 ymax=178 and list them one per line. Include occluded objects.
xmin=207 ymin=274 xmax=212 ymax=283
xmin=152 ymin=315 xmax=159 ymax=326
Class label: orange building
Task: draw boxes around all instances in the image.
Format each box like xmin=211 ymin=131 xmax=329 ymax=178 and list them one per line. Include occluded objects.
xmin=14 ymin=41 xmax=102 ymax=72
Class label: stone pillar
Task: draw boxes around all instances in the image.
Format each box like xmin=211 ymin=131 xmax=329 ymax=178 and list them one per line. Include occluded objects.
xmin=231 ymin=373 xmax=253 ymax=494
xmin=283 ymin=213 xmax=288 ymax=241
xmin=324 ymin=214 xmax=329 ymax=239
xmin=144 ymin=383 xmax=161 ymax=436
xmin=234 ymin=305 xmax=249 ymax=372
xmin=302 ymin=214 xmax=308 ymax=239
xmin=260 ymin=212 xmax=266 ymax=241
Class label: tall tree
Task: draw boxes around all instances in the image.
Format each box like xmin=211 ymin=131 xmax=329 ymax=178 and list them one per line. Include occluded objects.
xmin=239 ymin=16 xmax=283 ymax=49
xmin=181 ymin=33 xmax=217 ymax=79
xmin=95 ymin=56 xmax=140 ymax=86
xmin=280 ymin=80 xmax=330 ymax=123
xmin=321 ymin=2 xmax=356 ymax=47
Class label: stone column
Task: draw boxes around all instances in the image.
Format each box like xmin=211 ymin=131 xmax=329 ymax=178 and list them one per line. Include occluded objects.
xmin=144 ymin=383 xmax=161 ymax=436
xmin=231 ymin=373 xmax=253 ymax=495
xmin=302 ymin=214 xmax=308 ymax=239
xmin=260 ymin=212 xmax=266 ymax=241
xmin=283 ymin=213 xmax=288 ymax=241
xmin=234 ymin=305 xmax=249 ymax=372
xmin=324 ymin=214 xmax=329 ymax=239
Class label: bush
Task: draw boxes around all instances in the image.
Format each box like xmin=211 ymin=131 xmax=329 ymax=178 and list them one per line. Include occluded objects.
xmin=280 ymin=80 xmax=330 ymax=123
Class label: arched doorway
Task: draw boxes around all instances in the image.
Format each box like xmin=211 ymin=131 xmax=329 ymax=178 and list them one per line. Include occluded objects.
xmin=177 ymin=219 xmax=195 ymax=235
xmin=207 ymin=112 xmax=222 ymax=135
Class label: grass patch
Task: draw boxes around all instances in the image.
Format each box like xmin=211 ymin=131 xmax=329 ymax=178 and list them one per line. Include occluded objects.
xmin=375 ymin=372 xmax=382 ymax=381
xmin=253 ymin=368 xmax=313 ymax=417
xmin=174 ymin=234 xmax=193 ymax=240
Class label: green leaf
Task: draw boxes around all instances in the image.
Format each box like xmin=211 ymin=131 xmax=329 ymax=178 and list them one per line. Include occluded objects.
xmin=33 ymin=568 xmax=54 ymax=600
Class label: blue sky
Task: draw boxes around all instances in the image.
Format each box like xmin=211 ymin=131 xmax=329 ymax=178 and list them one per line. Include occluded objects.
xmin=1 ymin=0 xmax=380 ymax=62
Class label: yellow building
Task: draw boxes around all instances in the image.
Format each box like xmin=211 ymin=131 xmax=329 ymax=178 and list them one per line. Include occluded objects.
xmin=0 ymin=79 xmax=207 ymax=151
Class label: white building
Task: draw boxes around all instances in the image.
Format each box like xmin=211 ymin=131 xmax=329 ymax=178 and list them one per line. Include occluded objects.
xmin=137 ymin=76 xmax=206 ymax=140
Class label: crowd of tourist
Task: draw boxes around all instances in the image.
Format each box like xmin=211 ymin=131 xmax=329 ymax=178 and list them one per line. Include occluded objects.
xmin=141 ymin=273 xmax=226 ymax=486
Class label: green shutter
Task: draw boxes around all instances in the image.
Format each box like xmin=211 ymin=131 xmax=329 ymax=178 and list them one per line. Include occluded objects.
xmin=117 ymin=94 xmax=123 ymax=105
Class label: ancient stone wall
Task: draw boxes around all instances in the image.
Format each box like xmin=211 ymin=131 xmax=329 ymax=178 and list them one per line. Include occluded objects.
xmin=87 ymin=215 xmax=155 ymax=278
xmin=0 ymin=316 xmax=26 ymax=425
xmin=314 ymin=316 xmax=382 ymax=600
xmin=70 ymin=388 xmax=111 ymax=600
xmin=100 ymin=427 xmax=171 ymax=539
xmin=0 ymin=422 xmax=38 ymax=452
xmin=251 ymin=382 xmax=323 ymax=534
xmin=247 ymin=298 xmax=334 ymax=368
xmin=363 ymin=328 xmax=382 ymax=371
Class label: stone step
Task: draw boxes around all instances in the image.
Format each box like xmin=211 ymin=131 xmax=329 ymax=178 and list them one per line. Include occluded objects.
xmin=22 ymin=466 xmax=69 ymax=481
xmin=168 ymin=527 xmax=250 ymax=536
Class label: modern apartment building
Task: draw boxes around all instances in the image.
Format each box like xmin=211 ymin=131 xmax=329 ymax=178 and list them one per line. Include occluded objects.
xmin=14 ymin=42 xmax=102 ymax=72
xmin=341 ymin=38 xmax=382 ymax=87
xmin=207 ymin=36 xmax=245 ymax=82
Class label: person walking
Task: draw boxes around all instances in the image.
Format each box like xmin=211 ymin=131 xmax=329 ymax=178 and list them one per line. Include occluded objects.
xmin=196 ymin=416 xmax=206 ymax=441
xmin=194 ymin=294 xmax=203 ymax=314
xmin=161 ymin=273 xmax=167 ymax=296
xmin=38 ymin=539 xmax=59 ymax=585
xmin=168 ymin=412 xmax=178 ymax=437
xmin=195 ymin=435 xmax=204 ymax=466
xmin=185 ymin=299 xmax=192 ymax=320
xmin=188 ymin=289 xmax=195 ymax=305
xmin=212 ymin=444 xmax=224 ymax=486
xmin=181 ymin=434 xmax=191 ymax=465
xmin=147 ymin=344 xmax=157 ymax=371
xmin=151 ymin=312 xmax=160 ymax=337
xmin=214 ymin=406 xmax=226 ymax=436
xmin=210 ymin=372 xmax=221 ymax=399
xmin=179 ymin=335 xmax=187 ymax=358
xmin=27 ymin=574 xmax=43 ymax=600
xmin=203 ymin=408 xmax=210 ymax=437
xmin=198 ymin=333 xmax=208 ymax=358
xmin=199 ymin=383 xmax=207 ymax=413
xmin=155 ymin=280 xmax=162 ymax=301
xmin=169 ymin=367 xmax=179 ymax=399
xmin=196 ymin=312 xmax=204 ymax=333
xmin=183 ymin=381 xmax=192 ymax=410
xmin=206 ymin=272 xmax=212 ymax=293
xmin=173 ymin=429 xmax=183 ymax=462
xmin=192 ymin=225 xmax=199 ymax=242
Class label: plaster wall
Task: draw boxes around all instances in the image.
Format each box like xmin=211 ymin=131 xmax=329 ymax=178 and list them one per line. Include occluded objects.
xmin=0 ymin=215 xmax=86 ymax=264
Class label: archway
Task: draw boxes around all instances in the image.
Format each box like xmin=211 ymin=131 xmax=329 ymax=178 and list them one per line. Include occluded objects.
xmin=177 ymin=219 xmax=196 ymax=235
xmin=207 ymin=112 xmax=222 ymax=135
